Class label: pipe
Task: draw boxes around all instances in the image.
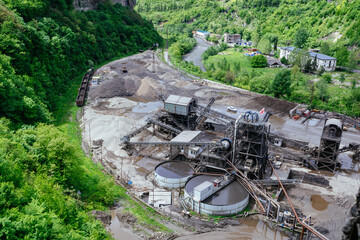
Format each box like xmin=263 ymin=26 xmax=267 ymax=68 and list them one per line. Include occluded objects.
xmin=232 ymin=113 xmax=243 ymax=163
xmin=267 ymin=158 xmax=329 ymax=240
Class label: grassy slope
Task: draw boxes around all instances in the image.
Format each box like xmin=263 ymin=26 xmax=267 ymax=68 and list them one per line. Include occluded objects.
xmin=199 ymin=48 xmax=359 ymax=115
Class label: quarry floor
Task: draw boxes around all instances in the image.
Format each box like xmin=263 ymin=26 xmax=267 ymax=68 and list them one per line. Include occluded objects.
xmin=80 ymin=51 xmax=360 ymax=240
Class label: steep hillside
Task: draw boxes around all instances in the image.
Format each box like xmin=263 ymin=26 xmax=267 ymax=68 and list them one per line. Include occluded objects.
xmin=0 ymin=1 xmax=163 ymax=238
xmin=0 ymin=0 xmax=161 ymax=125
xmin=136 ymin=0 xmax=360 ymax=48
xmin=74 ymin=0 xmax=136 ymax=10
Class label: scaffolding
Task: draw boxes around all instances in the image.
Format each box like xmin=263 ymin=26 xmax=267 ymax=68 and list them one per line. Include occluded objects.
xmin=317 ymin=118 xmax=343 ymax=172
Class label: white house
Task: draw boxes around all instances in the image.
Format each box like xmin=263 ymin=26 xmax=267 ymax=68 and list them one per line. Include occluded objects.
xmin=280 ymin=47 xmax=337 ymax=71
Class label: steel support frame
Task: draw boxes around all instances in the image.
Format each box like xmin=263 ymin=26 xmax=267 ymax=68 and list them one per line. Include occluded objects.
xmin=317 ymin=136 xmax=341 ymax=172
xmin=233 ymin=121 xmax=269 ymax=179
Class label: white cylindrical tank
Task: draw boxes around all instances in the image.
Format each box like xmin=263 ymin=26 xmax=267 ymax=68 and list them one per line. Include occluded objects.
xmin=155 ymin=161 xmax=194 ymax=189
xmin=184 ymin=175 xmax=249 ymax=216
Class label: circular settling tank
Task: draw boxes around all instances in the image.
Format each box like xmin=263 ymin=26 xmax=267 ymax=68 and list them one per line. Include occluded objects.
xmin=184 ymin=175 xmax=249 ymax=216
xmin=155 ymin=161 xmax=194 ymax=189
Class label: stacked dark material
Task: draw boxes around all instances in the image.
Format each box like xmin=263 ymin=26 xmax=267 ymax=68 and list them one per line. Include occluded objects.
xmin=342 ymin=188 xmax=360 ymax=240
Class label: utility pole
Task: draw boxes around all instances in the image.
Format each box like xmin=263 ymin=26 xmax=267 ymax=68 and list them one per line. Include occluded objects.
xmin=166 ymin=28 xmax=169 ymax=50
xmin=152 ymin=43 xmax=158 ymax=73
xmin=152 ymin=50 xmax=155 ymax=73
xmin=89 ymin=124 xmax=92 ymax=152
xmin=121 ymin=158 xmax=123 ymax=181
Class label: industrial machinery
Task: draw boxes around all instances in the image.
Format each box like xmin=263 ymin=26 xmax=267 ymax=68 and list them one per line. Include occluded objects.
xmin=231 ymin=111 xmax=271 ymax=179
xmin=316 ymin=118 xmax=343 ymax=172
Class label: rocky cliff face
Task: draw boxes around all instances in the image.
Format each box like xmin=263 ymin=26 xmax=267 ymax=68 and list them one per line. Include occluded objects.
xmin=74 ymin=0 xmax=136 ymax=11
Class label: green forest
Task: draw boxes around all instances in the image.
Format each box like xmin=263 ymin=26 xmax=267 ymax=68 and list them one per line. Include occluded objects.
xmin=0 ymin=0 xmax=162 ymax=238
xmin=137 ymin=0 xmax=360 ymax=48
xmin=136 ymin=0 xmax=360 ymax=116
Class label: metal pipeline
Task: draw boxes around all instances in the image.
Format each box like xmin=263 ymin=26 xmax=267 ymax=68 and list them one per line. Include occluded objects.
xmin=267 ymin=158 xmax=329 ymax=240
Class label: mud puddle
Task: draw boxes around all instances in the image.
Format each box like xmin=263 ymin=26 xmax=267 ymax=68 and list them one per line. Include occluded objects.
xmin=135 ymin=157 xmax=159 ymax=172
xmin=132 ymin=101 xmax=163 ymax=113
xmin=176 ymin=218 xmax=288 ymax=240
xmin=310 ymin=194 xmax=329 ymax=211
xmin=108 ymin=210 xmax=140 ymax=240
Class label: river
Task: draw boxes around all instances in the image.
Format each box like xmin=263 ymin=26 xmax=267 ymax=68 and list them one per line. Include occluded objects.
xmin=183 ymin=37 xmax=212 ymax=71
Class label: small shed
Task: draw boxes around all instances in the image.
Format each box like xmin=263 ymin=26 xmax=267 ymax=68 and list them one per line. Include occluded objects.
xmin=267 ymin=59 xmax=281 ymax=67
xmin=193 ymin=181 xmax=213 ymax=202
xmin=169 ymin=131 xmax=202 ymax=160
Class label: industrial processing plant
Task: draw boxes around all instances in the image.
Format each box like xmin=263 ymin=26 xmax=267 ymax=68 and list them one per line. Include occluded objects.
xmin=80 ymin=51 xmax=360 ymax=240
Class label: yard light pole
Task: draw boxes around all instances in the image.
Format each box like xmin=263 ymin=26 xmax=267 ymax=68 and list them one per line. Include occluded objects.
xmin=152 ymin=43 xmax=158 ymax=73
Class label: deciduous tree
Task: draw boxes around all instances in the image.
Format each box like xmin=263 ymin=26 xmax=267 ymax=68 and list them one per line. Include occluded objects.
xmin=271 ymin=69 xmax=292 ymax=98
xmin=293 ymin=28 xmax=309 ymax=48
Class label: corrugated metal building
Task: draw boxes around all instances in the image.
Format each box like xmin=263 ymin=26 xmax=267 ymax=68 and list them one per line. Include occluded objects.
xmin=164 ymin=95 xmax=197 ymax=116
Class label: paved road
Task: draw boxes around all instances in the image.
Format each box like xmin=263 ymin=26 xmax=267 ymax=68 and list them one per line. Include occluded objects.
xmin=183 ymin=37 xmax=212 ymax=71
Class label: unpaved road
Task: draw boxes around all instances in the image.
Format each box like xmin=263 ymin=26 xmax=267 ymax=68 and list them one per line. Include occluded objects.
xmin=183 ymin=37 xmax=212 ymax=71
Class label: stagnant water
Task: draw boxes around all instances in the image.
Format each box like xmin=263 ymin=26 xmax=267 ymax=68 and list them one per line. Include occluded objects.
xmin=155 ymin=161 xmax=194 ymax=178
xmin=176 ymin=218 xmax=289 ymax=240
xmin=107 ymin=210 xmax=139 ymax=240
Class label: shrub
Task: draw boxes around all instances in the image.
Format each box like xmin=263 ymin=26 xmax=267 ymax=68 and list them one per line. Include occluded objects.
xmin=317 ymin=66 xmax=325 ymax=76
xmin=280 ymin=57 xmax=289 ymax=65
xmin=250 ymin=55 xmax=267 ymax=68
xmin=322 ymin=73 xmax=332 ymax=83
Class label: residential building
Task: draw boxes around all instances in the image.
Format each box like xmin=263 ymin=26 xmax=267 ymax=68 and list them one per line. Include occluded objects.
xmin=280 ymin=47 xmax=337 ymax=71
xmin=224 ymin=33 xmax=241 ymax=44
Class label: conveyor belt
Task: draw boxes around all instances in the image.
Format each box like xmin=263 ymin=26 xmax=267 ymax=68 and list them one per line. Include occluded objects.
xmin=126 ymin=141 xmax=221 ymax=147
xmin=121 ymin=123 xmax=150 ymax=142
xmin=194 ymin=97 xmax=216 ymax=127
xmin=146 ymin=118 xmax=182 ymax=134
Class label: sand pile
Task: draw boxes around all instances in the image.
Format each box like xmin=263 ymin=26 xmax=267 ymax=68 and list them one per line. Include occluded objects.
xmin=135 ymin=76 xmax=163 ymax=99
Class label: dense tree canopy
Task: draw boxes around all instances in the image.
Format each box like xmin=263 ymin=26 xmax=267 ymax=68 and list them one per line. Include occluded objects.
xmin=271 ymin=69 xmax=292 ymax=98
xmin=257 ymin=38 xmax=272 ymax=55
xmin=0 ymin=1 xmax=161 ymax=125
xmin=137 ymin=0 xmax=360 ymax=48
xmin=0 ymin=1 xmax=163 ymax=238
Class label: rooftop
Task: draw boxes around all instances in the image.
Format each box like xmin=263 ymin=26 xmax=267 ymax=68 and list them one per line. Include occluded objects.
xmin=325 ymin=118 xmax=342 ymax=129
xmin=281 ymin=46 xmax=336 ymax=60
xmin=171 ymin=131 xmax=202 ymax=142
xmin=194 ymin=181 xmax=213 ymax=192
xmin=165 ymin=95 xmax=194 ymax=106
xmin=196 ymin=30 xmax=210 ymax=34
xmin=309 ymin=51 xmax=337 ymax=60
